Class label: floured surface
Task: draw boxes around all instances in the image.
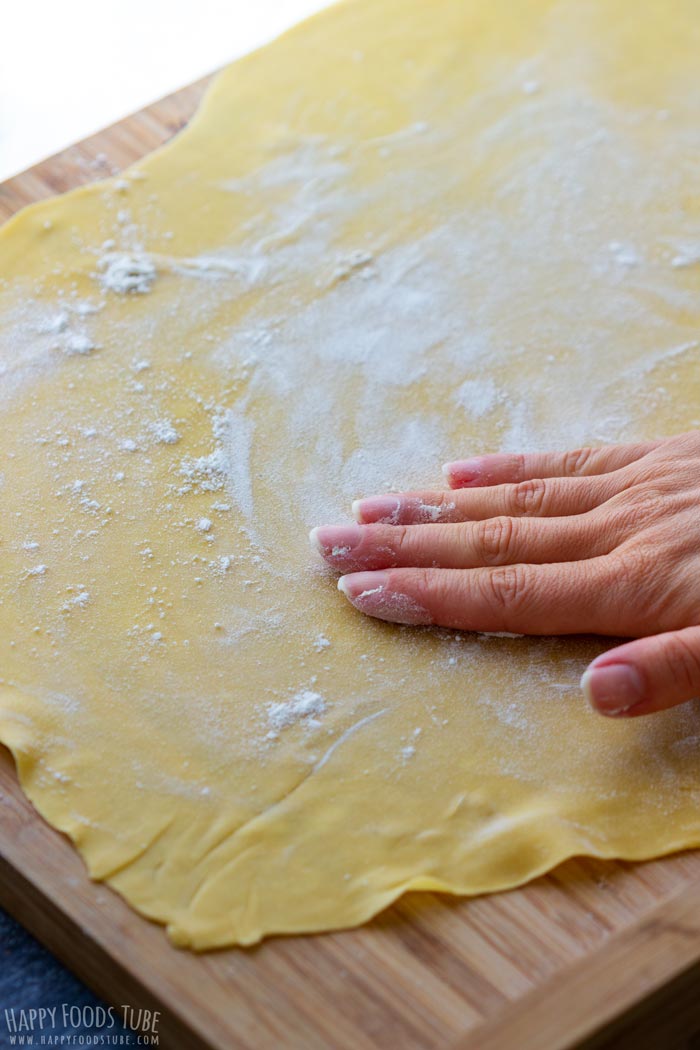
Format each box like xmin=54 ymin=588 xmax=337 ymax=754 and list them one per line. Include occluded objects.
xmin=0 ymin=0 xmax=699 ymax=949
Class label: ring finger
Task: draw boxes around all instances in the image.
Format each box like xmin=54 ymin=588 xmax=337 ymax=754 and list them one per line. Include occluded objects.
xmin=353 ymin=470 xmax=631 ymax=526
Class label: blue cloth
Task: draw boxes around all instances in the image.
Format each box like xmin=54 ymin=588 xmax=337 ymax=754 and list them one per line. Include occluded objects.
xmin=0 ymin=908 xmax=132 ymax=1047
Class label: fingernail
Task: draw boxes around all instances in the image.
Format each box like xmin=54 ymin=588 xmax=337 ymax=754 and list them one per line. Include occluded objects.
xmin=310 ymin=525 xmax=364 ymax=557
xmin=442 ymin=458 xmax=485 ymax=487
xmin=338 ymin=572 xmax=431 ymax=625
xmin=580 ymin=664 xmax=646 ymax=716
xmin=352 ymin=497 xmax=401 ymax=524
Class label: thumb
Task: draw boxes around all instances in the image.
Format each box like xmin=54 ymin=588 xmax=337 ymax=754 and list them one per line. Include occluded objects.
xmin=581 ymin=626 xmax=700 ymax=717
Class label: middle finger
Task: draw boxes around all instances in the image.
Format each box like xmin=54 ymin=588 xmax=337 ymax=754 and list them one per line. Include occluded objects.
xmin=311 ymin=512 xmax=616 ymax=572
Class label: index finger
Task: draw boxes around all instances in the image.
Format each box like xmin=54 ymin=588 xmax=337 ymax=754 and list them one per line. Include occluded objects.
xmin=337 ymin=558 xmax=619 ymax=635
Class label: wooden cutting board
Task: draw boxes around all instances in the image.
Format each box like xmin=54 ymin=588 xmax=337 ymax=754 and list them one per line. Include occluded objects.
xmin=2 ymin=75 xmax=700 ymax=1050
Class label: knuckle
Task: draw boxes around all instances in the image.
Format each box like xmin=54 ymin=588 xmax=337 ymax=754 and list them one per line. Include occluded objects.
xmin=415 ymin=492 xmax=455 ymax=523
xmin=412 ymin=567 xmax=450 ymax=605
xmin=588 ymin=550 xmax=643 ymax=634
xmin=484 ymin=564 xmax=531 ymax=613
xmin=637 ymin=491 xmax=668 ymax=521
xmin=510 ymin=477 xmax=547 ymax=515
xmin=512 ymin=452 xmax=528 ymax=480
xmin=435 ymin=492 xmax=460 ymax=521
xmin=612 ymin=484 xmax=667 ymax=522
xmin=662 ymin=633 xmax=700 ymax=691
xmin=607 ymin=542 xmax=677 ymax=630
xmin=607 ymin=499 xmax=644 ymax=536
xmin=563 ymin=446 xmax=595 ymax=475
xmin=391 ymin=525 xmax=410 ymax=556
xmin=476 ymin=516 xmax=516 ymax=564
xmin=610 ymin=543 xmax=655 ymax=590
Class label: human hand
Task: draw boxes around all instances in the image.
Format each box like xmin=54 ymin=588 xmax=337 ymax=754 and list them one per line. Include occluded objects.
xmin=310 ymin=432 xmax=700 ymax=719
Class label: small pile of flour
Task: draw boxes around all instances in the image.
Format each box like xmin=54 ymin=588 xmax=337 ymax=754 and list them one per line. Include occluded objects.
xmin=35 ymin=308 xmax=98 ymax=356
xmin=331 ymin=249 xmax=376 ymax=283
xmin=267 ymin=690 xmax=326 ymax=732
xmin=63 ymin=591 xmax=90 ymax=611
xmin=149 ymin=419 xmax=180 ymax=445
xmin=179 ymin=447 xmax=228 ymax=493
xmin=63 ymin=333 xmax=96 ymax=356
xmin=25 ymin=564 xmax=48 ymax=577
xmin=671 ymin=245 xmax=700 ymax=269
xmin=608 ymin=240 xmax=641 ymax=268
xmin=178 ymin=409 xmax=253 ymax=522
xmin=97 ymin=252 xmax=157 ymax=294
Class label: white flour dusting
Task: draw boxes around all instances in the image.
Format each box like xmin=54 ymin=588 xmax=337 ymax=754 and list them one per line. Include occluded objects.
xmin=96 ymin=248 xmax=268 ymax=296
xmin=25 ymin=565 xmax=48 ymax=577
xmin=172 ymin=254 xmax=266 ymax=284
xmin=331 ymin=249 xmax=377 ymax=283
xmin=454 ymin=378 xmax=503 ymax=417
xmin=267 ymin=690 xmax=326 ymax=732
xmin=98 ymin=252 xmax=157 ymax=294
xmin=179 ymin=447 xmax=227 ymax=494
xmin=63 ymin=591 xmax=90 ymax=610
xmin=217 ymin=408 xmax=255 ymax=521
xmin=149 ymin=419 xmax=180 ymax=445
xmin=37 ymin=312 xmax=69 ymax=335
xmin=671 ymin=245 xmax=700 ymax=269
xmin=63 ymin=333 xmax=96 ymax=356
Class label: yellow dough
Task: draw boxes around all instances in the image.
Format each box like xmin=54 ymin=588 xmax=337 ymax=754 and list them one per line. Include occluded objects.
xmin=1 ymin=0 xmax=700 ymax=949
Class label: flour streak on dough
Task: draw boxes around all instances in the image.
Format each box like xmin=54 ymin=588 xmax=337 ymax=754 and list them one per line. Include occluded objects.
xmin=0 ymin=0 xmax=699 ymax=948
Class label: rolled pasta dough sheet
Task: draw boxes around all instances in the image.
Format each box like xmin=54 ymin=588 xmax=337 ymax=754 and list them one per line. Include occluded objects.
xmin=0 ymin=0 xmax=699 ymax=948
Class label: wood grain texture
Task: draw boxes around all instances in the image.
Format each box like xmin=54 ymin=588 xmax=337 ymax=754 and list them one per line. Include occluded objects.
xmin=1 ymin=74 xmax=700 ymax=1050
xmin=0 ymin=76 xmax=212 ymax=220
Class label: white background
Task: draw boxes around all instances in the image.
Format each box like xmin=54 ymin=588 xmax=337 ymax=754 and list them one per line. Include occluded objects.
xmin=0 ymin=0 xmax=329 ymax=181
